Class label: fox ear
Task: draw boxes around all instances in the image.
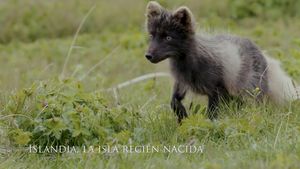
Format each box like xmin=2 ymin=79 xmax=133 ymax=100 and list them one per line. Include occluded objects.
xmin=146 ymin=1 xmax=163 ymax=18
xmin=172 ymin=7 xmax=195 ymax=32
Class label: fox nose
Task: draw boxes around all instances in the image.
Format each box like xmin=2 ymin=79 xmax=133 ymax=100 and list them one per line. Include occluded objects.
xmin=145 ymin=54 xmax=153 ymax=60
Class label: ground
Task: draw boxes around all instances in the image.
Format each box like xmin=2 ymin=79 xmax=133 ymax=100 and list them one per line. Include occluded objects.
xmin=1 ymin=1 xmax=300 ymax=169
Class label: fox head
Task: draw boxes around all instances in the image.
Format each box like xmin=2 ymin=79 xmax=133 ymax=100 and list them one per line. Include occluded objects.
xmin=145 ymin=1 xmax=196 ymax=63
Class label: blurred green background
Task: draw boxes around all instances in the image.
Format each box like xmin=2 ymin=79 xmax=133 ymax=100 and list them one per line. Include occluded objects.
xmin=1 ymin=1 xmax=300 ymax=168
xmin=1 ymin=0 xmax=300 ymax=44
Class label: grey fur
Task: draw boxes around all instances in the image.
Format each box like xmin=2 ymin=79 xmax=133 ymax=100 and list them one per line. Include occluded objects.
xmin=145 ymin=2 xmax=269 ymax=122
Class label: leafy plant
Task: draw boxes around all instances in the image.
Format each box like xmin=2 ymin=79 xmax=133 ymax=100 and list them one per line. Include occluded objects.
xmin=4 ymin=79 xmax=141 ymax=147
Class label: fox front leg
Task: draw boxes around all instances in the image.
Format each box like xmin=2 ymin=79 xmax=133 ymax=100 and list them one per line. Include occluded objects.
xmin=171 ymin=82 xmax=188 ymax=123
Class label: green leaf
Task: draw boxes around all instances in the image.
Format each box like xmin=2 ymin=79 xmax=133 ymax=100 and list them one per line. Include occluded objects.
xmin=9 ymin=129 xmax=32 ymax=145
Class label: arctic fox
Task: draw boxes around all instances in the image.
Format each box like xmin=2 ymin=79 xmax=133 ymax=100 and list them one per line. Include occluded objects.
xmin=144 ymin=1 xmax=299 ymax=122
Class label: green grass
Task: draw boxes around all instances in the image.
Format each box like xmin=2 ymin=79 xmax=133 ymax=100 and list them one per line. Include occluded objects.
xmin=1 ymin=1 xmax=300 ymax=169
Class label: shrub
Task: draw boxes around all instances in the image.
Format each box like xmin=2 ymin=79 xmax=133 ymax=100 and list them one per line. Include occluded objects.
xmin=4 ymin=79 xmax=141 ymax=147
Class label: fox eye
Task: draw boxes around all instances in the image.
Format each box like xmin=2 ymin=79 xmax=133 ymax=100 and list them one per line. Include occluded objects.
xmin=149 ymin=34 xmax=153 ymax=39
xmin=166 ymin=36 xmax=172 ymax=41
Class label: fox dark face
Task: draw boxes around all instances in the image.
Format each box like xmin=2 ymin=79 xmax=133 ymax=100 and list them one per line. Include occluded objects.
xmin=145 ymin=1 xmax=195 ymax=63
